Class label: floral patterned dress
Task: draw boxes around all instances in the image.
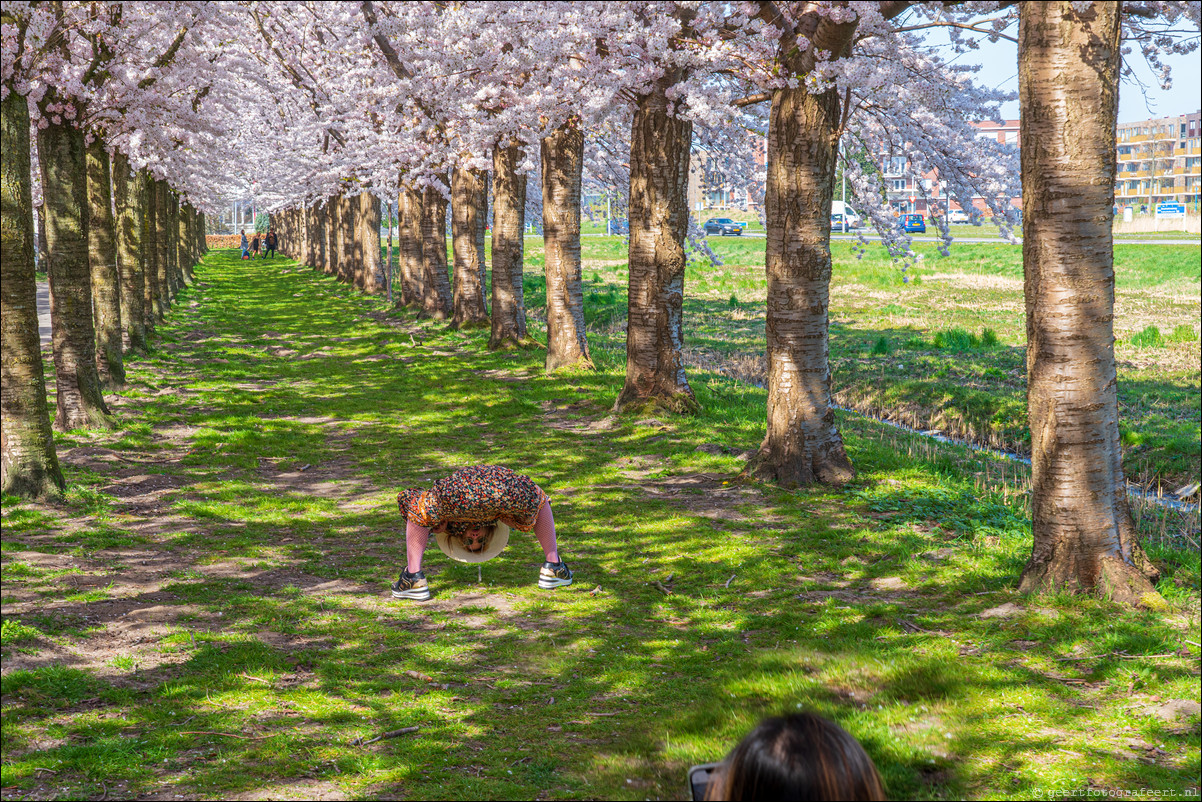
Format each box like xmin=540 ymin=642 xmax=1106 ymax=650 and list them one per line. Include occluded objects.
xmin=398 ymin=465 xmax=548 ymax=536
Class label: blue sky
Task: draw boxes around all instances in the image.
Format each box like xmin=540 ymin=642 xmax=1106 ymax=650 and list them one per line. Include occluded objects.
xmin=923 ymin=28 xmax=1201 ymax=124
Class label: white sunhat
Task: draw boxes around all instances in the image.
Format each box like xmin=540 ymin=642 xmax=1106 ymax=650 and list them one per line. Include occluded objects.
xmin=434 ymin=522 xmax=510 ymax=563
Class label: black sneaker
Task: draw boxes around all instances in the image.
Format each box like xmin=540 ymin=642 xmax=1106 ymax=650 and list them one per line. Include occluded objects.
xmin=391 ymin=569 xmax=430 ymax=600
xmin=538 ymin=561 xmax=573 ymax=589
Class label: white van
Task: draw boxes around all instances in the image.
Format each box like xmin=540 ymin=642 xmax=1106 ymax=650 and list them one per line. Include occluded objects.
xmin=830 ymin=201 xmax=862 ymax=230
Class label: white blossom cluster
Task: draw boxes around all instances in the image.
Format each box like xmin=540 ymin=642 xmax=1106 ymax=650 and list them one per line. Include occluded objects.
xmin=3 ymin=0 xmax=1197 ymax=231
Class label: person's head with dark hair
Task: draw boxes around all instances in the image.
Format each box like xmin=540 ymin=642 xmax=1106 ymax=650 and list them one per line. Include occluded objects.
xmin=705 ymin=713 xmax=886 ymax=801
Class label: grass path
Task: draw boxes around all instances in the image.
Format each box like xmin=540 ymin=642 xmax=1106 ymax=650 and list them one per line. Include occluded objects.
xmin=2 ymin=250 xmax=1199 ymax=801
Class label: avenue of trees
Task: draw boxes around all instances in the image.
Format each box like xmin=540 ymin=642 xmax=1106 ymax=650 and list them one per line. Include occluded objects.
xmin=2 ymin=1 xmax=1198 ymax=607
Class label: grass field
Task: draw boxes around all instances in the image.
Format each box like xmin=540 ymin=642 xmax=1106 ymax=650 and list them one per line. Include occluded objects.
xmin=508 ymin=235 xmax=1199 ymax=493
xmin=2 ymin=247 xmax=1199 ymax=800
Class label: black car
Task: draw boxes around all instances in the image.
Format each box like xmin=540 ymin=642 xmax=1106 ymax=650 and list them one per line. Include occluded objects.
xmin=703 ymin=217 xmax=744 ymax=236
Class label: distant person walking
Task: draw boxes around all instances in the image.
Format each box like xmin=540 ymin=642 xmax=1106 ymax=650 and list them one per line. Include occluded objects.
xmin=240 ymin=229 xmax=250 ymax=260
xmin=251 ymin=232 xmax=261 ymax=259
xmin=264 ymin=228 xmax=278 ymax=259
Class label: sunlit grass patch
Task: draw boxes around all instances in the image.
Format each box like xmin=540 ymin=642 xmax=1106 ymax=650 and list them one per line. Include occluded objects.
xmin=1 ymin=247 xmax=1196 ymax=801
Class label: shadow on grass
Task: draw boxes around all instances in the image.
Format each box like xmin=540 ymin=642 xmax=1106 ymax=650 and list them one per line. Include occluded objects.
xmin=3 ymin=250 xmax=1198 ymax=801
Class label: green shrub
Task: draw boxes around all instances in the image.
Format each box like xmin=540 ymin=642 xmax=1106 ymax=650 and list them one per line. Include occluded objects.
xmin=728 ymin=294 xmax=739 ymax=307
xmin=1128 ymin=325 xmax=1164 ymax=348
xmin=903 ymin=335 xmax=927 ymax=349
xmin=981 ymin=327 xmax=1000 ymax=348
xmin=871 ymin=336 xmax=891 ymax=355
xmin=934 ymin=327 xmax=981 ymax=351
xmin=1168 ymin=324 xmax=1198 ymax=343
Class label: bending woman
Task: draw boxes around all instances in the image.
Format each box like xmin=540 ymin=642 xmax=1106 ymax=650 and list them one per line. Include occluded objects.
xmin=393 ymin=465 xmax=572 ymax=600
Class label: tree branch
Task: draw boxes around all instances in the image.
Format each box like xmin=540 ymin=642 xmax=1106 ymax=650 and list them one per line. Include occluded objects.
xmin=892 ymin=20 xmax=1018 ymax=43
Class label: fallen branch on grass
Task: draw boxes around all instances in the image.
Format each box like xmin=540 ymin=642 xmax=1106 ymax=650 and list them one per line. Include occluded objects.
xmin=350 ymin=726 xmax=420 ymax=746
xmin=239 ymin=673 xmax=272 ymax=686
xmin=179 ymin=731 xmax=274 ymax=740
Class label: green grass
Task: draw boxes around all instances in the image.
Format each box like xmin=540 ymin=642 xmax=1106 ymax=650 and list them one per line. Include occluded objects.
xmin=1 ymin=247 xmax=1198 ymax=801
xmin=540 ymin=235 xmax=1198 ymax=489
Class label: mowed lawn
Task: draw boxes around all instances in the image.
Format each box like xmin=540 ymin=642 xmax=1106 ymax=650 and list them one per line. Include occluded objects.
xmin=2 ymin=247 xmax=1199 ymax=801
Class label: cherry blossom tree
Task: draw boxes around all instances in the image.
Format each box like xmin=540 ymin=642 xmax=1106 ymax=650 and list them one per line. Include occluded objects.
xmin=1016 ymin=0 xmax=1199 ymax=605
xmin=1 ymin=7 xmax=63 ymax=497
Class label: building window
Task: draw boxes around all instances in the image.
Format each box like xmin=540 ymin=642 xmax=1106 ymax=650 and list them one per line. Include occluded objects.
xmin=892 ymin=178 xmax=907 ymax=191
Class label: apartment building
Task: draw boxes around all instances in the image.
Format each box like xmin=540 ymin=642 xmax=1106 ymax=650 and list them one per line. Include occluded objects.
xmin=1116 ymin=110 xmax=1201 ymax=209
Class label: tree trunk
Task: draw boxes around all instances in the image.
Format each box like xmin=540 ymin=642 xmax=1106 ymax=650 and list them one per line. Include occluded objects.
xmin=360 ymin=192 xmax=382 ymax=293
xmin=489 ymin=142 xmax=533 ymax=349
xmin=340 ymin=192 xmax=356 ymax=283
xmin=37 ymin=111 xmax=113 ymax=431
xmin=177 ymin=197 xmax=191 ymax=284
xmin=1 ymin=90 xmax=64 ymax=497
xmin=112 ymin=153 xmax=147 ymax=352
xmin=164 ymin=187 xmax=180 ymax=297
xmin=615 ymin=82 xmax=696 ymax=413
xmin=419 ymin=182 xmax=452 ymax=318
xmin=450 ymin=166 xmax=490 ymax=329
xmin=1016 ymin=1 xmax=1158 ymax=606
xmin=309 ymin=204 xmax=324 ymax=272
xmin=86 ymin=139 xmax=124 ymax=388
xmin=153 ymin=180 xmax=171 ymax=312
xmin=541 ymin=121 xmax=591 ymax=372
xmin=142 ymin=172 xmax=160 ymax=328
xmin=326 ymin=198 xmax=339 ymax=277
xmin=746 ymin=84 xmax=854 ymax=487
xmin=36 ymin=204 xmax=49 ymax=272
xmin=397 ymin=184 xmax=424 ymax=308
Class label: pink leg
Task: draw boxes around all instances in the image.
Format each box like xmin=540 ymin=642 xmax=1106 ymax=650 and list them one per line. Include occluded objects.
xmin=533 ymin=502 xmax=560 ymax=563
xmin=406 ymin=520 xmax=431 ymax=573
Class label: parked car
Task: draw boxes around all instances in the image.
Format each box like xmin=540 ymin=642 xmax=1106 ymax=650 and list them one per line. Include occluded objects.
xmin=607 ymin=219 xmax=629 ymax=235
xmin=703 ymin=217 xmax=744 ymax=236
xmin=830 ymin=212 xmax=860 ymax=231
xmin=902 ymin=213 xmax=926 ymax=233
xmin=947 ymin=209 xmax=970 ymax=224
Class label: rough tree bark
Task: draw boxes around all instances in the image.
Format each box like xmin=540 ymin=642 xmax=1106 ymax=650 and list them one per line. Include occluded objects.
xmin=340 ymin=192 xmax=356 ymax=283
xmin=177 ymin=197 xmax=191 ymax=283
xmin=489 ymin=142 xmax=534 ymax=349
xmin=397 ymin=184 xmax=424 ymax=308
xmin=112 ymin=153 xmax=147 ymax=352
xmin=311 ymin=204 xmax=326 ymax=273
xmin=614 ymin=79 xmax=696 ymax=413
xmin=1017 ymin=1 xmax=1159 ymax=606
xmin=419 ymin=182 xmax=453 ymax=318
xmin=86 ymin=139 xmax=124 ymax=388
xmin=142 ymin=172 xmax=160 ymax=328
xmin=748 ymin=83 xmax=854 ymax=486
xmin=37 ymin=105 xmax=113 ymax=431
xmin=36 ymin=204 xmax=49 ymax=272
xmin=153 ymin=180 xmax=172 ymax=313
xmin=541 ymin=121 xmax=591 ymax=372
xmin=360 ymin=192 xmax=382 ymax=294
xmin=165 ymin=188 xmax=180 ymax=297
xmin=1 ymin=89 xmax=64 ymax=497
xmin=743 ymin=4 xmax=864 ymax=487
xmin=326 ymin=197 xmax=340 ymax=277
xmin=450 ymin=165 xmax=490 ymax=329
